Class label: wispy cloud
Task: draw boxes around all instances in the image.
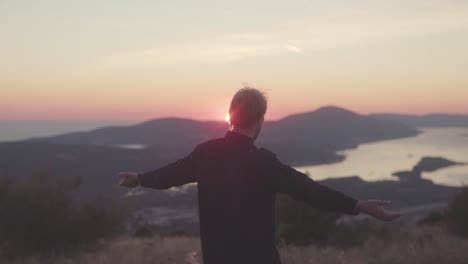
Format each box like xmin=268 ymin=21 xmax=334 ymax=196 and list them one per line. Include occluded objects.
xmin=97 ymin=0 xmax=468 ymax=68
xmin=102 ymin=32 xmax=302 ymax=67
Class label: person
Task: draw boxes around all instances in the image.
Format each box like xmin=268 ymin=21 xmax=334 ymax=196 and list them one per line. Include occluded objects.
xmin=118 ymin=88 xmax=401 ymax=264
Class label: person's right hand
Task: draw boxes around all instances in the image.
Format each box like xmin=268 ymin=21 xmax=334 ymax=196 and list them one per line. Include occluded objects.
xmin=118 ymin=171 xmax=140 ymax=188
xmin=356 ymin=200 xmax=402 ymax=221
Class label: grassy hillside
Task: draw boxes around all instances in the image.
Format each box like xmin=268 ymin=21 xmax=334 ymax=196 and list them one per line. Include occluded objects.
xmin=2 ymin=225 xmax=467 ymax=264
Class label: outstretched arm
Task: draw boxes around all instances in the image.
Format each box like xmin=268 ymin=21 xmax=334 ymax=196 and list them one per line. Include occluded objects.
xmin=119 ymin=145 xmax=201 ymax=189
xmin=262 ymin=148 xmax=401 ymax=221
xmin=270 ymin=157 xmax=359 ymax=215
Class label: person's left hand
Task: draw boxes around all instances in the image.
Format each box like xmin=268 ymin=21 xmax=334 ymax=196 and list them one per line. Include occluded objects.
xmin=356 ymin=200 xmax=402 ymax=221
xmin=118 ymin=171 xmax=140 ymax=188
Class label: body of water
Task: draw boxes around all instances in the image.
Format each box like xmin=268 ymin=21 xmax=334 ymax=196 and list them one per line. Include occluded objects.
xmin=2 ymin=122 xmax=467 ymax=186
xmin=0 ymin=120 xmax=139 ymax=142
xmin=295 ymin=127 xmax=468 ymax=187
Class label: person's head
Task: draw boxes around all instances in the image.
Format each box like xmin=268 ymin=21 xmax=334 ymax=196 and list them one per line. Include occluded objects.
xmin=228 ymin=88 xmax=268 ymax=139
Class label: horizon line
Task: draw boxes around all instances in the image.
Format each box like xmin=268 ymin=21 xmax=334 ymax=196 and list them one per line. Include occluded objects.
xmin=2 ymin=106 xmax=468 ymax=123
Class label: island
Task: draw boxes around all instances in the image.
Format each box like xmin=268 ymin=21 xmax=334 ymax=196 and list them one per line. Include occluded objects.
xmin=392 ymin=157 xmax=465 ymax=182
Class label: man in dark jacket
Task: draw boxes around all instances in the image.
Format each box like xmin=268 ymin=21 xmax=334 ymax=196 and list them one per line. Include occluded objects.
xmin=119 ymin=88 xmax=401 ymax=264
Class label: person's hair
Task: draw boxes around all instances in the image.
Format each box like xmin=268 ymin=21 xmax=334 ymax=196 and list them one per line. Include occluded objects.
xmin=228 ymin=87 xmax=267 ymax=129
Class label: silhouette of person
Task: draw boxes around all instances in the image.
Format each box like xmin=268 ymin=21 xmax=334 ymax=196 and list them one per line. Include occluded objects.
xmin=119 ymin=88 xmax=401 ymax=264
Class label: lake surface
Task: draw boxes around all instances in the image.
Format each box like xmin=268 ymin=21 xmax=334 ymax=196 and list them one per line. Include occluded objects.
xmin=0 ymin=120 xmax=138 ymax=142
xmin=295 ymin=127 xmax=468 ymax=187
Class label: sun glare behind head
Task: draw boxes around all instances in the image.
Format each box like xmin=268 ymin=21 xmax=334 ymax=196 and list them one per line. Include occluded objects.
xmin=225 ymin=113 xmax=230 ymax=123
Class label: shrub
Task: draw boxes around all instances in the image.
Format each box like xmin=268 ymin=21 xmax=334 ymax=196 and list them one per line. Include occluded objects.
xmin=327 ymin=219 xmax=404 ymax=248
xmin=0 ymin=172 xmax=126 ymax=258
xmin=445 ymin=186 xmax=468 ymax=237
xmin=275 ymin=194 xmax=340 ymax=246
xmin=134 ymin=225 xmax=154 ymax=238
xmin=327 ymin=219 xmax=375 ymax=248
xmin=417 ymin=211 xmax=444 ymax=226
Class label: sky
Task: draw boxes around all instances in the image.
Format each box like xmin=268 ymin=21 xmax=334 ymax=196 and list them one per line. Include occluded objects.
xmin=1 ymin=0 xmax=468 ymax=121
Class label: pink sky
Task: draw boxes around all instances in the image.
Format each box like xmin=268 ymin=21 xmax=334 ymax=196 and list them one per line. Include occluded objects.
xmin=2 ymin=98 xmax=467 ymax=121
xmin=2 ymin=1 xmax=468 ymax=121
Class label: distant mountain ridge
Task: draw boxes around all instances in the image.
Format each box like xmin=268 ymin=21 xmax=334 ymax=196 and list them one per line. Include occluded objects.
xmin=0 ymin=105 xmax=420 ymax=206
xmin=27 ymin=118 xmax=228 ymax=155
xmin=27 ymin=106 xmax=420 ymax=165
xmin=371 ymin=113 xmax=468 ymax=127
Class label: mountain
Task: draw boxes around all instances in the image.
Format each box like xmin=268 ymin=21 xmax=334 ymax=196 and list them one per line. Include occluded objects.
xmin=0 ymin=106 xmax=420 ymax=204
xmin=26 ymin=118 xmax=228 ymax=155
xmin=28 ymin=106 xmax=419 ymax=165
xmin=371 ymin=113 xmax=468 ymax=127
xmin=0 ymin=140 xmax=196 ymax=208
xmin=259 ymin=106 xmax=421 ymax=164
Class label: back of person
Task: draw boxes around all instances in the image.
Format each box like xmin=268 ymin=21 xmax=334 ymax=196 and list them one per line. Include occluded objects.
xmin=195 ymin=131 xmax=280 ymax=264
xmin=118 ymin=87 xmax=401 ymax=264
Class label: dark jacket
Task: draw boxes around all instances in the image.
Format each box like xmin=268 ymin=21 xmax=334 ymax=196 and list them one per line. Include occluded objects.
xmin=138 ymin=130 xmax=359 ymax=264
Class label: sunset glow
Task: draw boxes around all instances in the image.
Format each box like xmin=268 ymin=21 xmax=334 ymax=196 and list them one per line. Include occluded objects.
xmin=225 ymin=113 xmax=231 ymax=124
xmin=1 ymin=0 xmax=467 ymax=121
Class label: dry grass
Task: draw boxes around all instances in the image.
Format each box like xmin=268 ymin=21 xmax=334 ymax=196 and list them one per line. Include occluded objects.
xmin=280 ymin=226 xmax=468 ymax=264
xmin=2 ymin=226 xmax=468 ymax=264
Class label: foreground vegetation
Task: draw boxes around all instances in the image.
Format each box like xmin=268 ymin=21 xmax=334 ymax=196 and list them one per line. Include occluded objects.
xmin=0 ymin=173 xmax=126 ymax=257
xmin=2 ymin=224 xmax=468 ymax=264
xmin=1 ymin=173 xmax=468 ymax=263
